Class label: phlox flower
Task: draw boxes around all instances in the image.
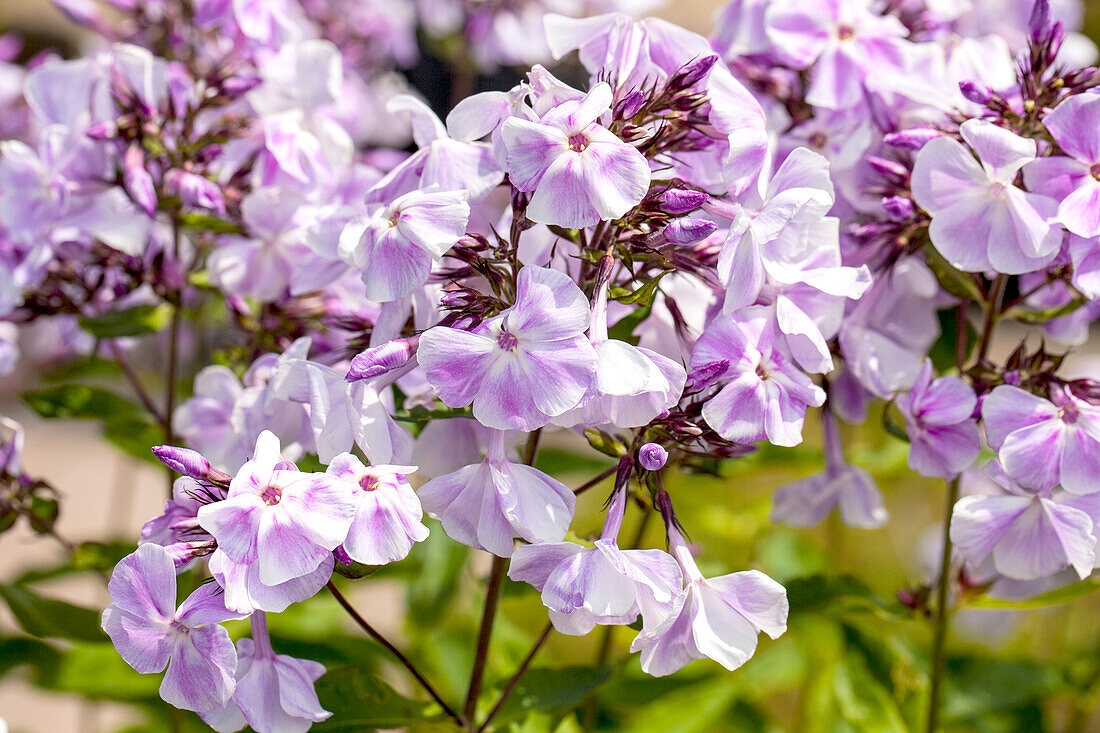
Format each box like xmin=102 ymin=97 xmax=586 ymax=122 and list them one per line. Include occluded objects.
xmin=630 ymin=518 xmax=788 ymax=677
xmin=418 ymin=265 xmax=597 ymax=431
xmin=764 ymin=0 xmax=909 ymax=109
xmin=102 ymin=544 xmax=246 ymax=712
xmin=141 ymin=477 xmax=219 ymax=569
xmin=501 ymin=82 xmax=650 ymax=228
xmin=690 ymin=307 xmax=826 ymax=447
xmin=324 ymin=454 xmax=429 ymax=566
xmin=951 ymin=462 xmax=1100 ymax=581
xmin=201 ymin=612 xmax=331 ymax=733
xmin=896 ymin=360 xmax=981 ymax=479
xmin=337 ymin=188 xmax=470 ymax=303
xmin=1024 ymin=93 xmax=1100 ymax=238
xmin=911 ymin=119 xmax=1060 ymax=274
xmin=197 ymin=432 xmax=356 ymax=592
xmin=417 ymin=429 xmax=575 ymax=557
xmin=508 ymin=483 xmax=682 ymax=635
xmin=553 ymin=262 xmax=686 ymax=429
xmin=982 ymin=384 xmax=1100 ymax=494
xmin=771 ymin=408 xmax=886 ymax=528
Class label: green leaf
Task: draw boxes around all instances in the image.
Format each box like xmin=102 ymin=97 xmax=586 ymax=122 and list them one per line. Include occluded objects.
xmin=78 ymin=304 xmax=174 ymax=338
xmin=41 ymin=642 xmax=161 ymax=701
xmin=785 ymin=574 xmax=901 ymax=618
xmin=0 ymin=584 xmax=104 ymax=642
xmin=546 ymin=225 xmax=581 ymax=244
xmin=178 ymin=212 xmax=242 ymax=234
xmin=611 ymin=270 xmax=671 ymax=306
xmin=619 ymin=676 xmax=738 ymax=733
xmin=23 ymin=384 xmax=145 ymax=422
xmin=964 ymin=578 xmax=1100 ymax=610
xmin=72 ymin=541 xmax=138 ymax=574
xmin=928 ymin=308 xmax=976 ymax=373
xmin=313 ymin=667 xmax=432 ymax=730
xmin=0 ymin=636 xmax=62 ymax=680
xmin=833 ymin=651 xmax=908 ymax=733
xmin=923 ymin=246 xmax=984 ymax=303
xmin=494 ymin=667 xmax=610 ymax=724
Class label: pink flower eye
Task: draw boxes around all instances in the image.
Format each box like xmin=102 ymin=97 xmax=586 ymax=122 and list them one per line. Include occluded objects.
xmin=496 ymin=330 xmax=519 ymax=351
xmin=568 ymin=133 xmax=590 ymax=152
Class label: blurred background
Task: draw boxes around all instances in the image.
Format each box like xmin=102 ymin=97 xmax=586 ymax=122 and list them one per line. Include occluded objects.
xmin=1 ymin=1 xmax=1100 ymax=732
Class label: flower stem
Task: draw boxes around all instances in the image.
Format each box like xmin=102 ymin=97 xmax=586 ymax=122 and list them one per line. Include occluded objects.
xmin=475 ymin=621 xmax=553 ymax=733
xmin=975 ymin=273 xmax=1008 ymax=364
xmin=326 ymin=581 xmax=464 ymax=727
xmin=926 ymin=476 xmax=960 ymax=733
xmin=464 ymin=429 xmax=542 ymax=728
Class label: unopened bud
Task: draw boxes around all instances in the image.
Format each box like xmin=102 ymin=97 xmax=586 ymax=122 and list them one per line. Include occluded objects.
xmin=959 ymin=80 xmax=993 ymax=105
xmin=123 ymin=144 xmax=157 ymax=218
xmin=614 ymin=90 xmax=645 ymax=121
xmin=638 ymin=443 xmax=668 ymax=471
xmin=1028 ymin=0 xmax=1051 ymax=42
xmin=346 ymin=336 xmax=419 ymax=382
xmin=220 ymin=75 xmax=262 ymax=99
xmin=665 ymin=217 xmax=718 ymax=245
xmin=882 ymin=196 xmax=915 ymax=222
xmin=659 ymin=188 xmax=709 ymax=214
xmin=883 ymin=126 xmax=941 ymax=151
xmin=866 ymin=156 xmax=910 ymax=186
xmin=86 ymin=121 xmax=117 ymax=140
xmin=152 ymin=445 xmax=231 ymax=485
xmin=166 ymin=169 xmax=225 ymax=213
xmin=686 ymin=359 xmax=730 ymax=391
xmin=614 ymin=453 xmax=634 ymax=492
xmin=669 ymin=55 xmax=719 ymax=91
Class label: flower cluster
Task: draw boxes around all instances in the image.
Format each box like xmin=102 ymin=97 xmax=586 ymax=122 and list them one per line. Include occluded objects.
xmin=0 ymin=0 xmax=1098 ymax=729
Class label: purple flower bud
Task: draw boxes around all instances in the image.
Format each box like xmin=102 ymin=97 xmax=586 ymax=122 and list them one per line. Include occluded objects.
xmin=866 ymin=156 xmax=910 ymax=186
xmin=614 ymin=90 xmax=645 ymax=120
xmin=346 ymin=336 xmax=419 ymax=382
xmin=151 ymin=445 xmax=231 ymax=485
xmin=219 ymin=75 xmax=262 ymax=99
xmin=614 ymin=453 xmax=634 ymax=492
xmin=1062 ymin=67 xmax=1100 ymax=92
xmin=638 ymin=443 xmax=668 ymax=471
xmin=686 ymin=359 xmax=730 ymax=391
xmin=959 ymin=80 xmax=993 ymax=105
xmin=669 ymin=55 xmax=719 ymax=91
xmin=659 ymin=188 xmax=709 ymax=214
xmin=165 ymin=169 xmax=225 ymax=213
xmin=122 ymin=144 xmax=157 ymax=218
xmin=273 ymin=460 xmax=299 ymax=472
xmin=665 ymin=217 xmax=718 ymax=245
xmin=52 ymin=0 xmax=102 ymax=27
xmin=85 ymin=121 xmax=117 ymax=140
xmin=0 ymin=33 xmax=22 ymax=64
xmin=1029 ymin=0 xmax=1051 ymax=42
xmin=882 ymin=196 xmax=915 ymax=222
xmin=883 ymin=127 xmax=941 ymax=151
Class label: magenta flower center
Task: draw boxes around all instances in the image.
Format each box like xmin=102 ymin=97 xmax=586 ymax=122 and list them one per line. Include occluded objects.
xmin=260 ymin=483 xmax=283 ymax=506
xmin=808 ymin=132 xmax=827 ymax=149
xmin=755 ymin=362 xmax=770 ymax=380
xmin=497 ymin=330 xmax=520 ymax=351
xmin=568 ymin=134 xmax=590 ymax=153
xmin=1090 ymin=163 xmax=1100 ymax=181
xmin=836 ymin=24 xmax=855 ymax=40
xmin=359 ymin=475 xmax=379 ymax=492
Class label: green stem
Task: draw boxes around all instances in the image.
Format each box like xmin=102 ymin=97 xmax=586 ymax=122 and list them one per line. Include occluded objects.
xmin=327 ymin=582 xmax=464 ymax=727
xmin=164 ymin=217 xmax=183 ymax=497
xmin=926 ymin=476 xmax=961 ymax=733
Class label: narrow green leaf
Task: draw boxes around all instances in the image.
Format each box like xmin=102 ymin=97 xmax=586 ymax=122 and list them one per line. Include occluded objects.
xmin=923 ymin=246 xmax=984 ymax=303
xmin=178 ymin=212 xmax=242 ymax=234
xmin=495 ymin=667 xmax=611 ymax=723
xmin=78 ymin=304 xmax=174 ymax=338
xmin=1004 ymin=295 xmax=1089 ymax=325
xmin=611 ymin=270 xmax=671 ymax=306
xmin=583 ymin=428 xmax=628 ymax=458
xmin=0 ymin=584 xmax=104 ymax=642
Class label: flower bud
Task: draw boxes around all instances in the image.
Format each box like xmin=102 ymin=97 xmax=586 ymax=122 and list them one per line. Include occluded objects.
xmin=959 ymin=80 xmax=993 ymax=105
xmin=883 ymin=126 xmax=941 ymax=151
xmin=86 ymin=121 xmax=117 ymax=140
xmin=1029 ymin=0 xmax=1051 ymax=42
xmin=165 ymin=169 xmax=225 ymax=214
xmin=664 ymin=217 xmax=718 ymax=245
xmin=152 ymin=445 xmax=231 ymax=485
xmin=346 ymin=336 xmax=419 ymax=382
xmin=882 ymin=196 xmax=914 ymax=222
xmin=669 ymin=55 xmax=719 ymax=91
xmin=122 ymin=144 xmax=157 ymax=218
xmin=219 ymin=75 xmax=262 ymax=99
xmin=659 ymin=188 xmax=709 ymax=214
xmin=273 ymin=460 xmax=299 ymax=472
xmin=866 ymin=156 xmax=910 ymax=187
xmin=638 ymin=443 xmax=668 ymax=471
xmin=686 ymin=359 xmax=730 ymax=391
xmin=614 ymin=90 xmax=645 ymax=121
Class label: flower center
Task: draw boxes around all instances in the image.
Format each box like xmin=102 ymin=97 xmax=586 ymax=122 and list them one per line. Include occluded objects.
xmin=836 ymin=24 xmax=855 ymax=40
xmin=497 ymin=330 xmax=519 ymax=352
xmin=755 ymin=361 xmax=770 ymax=380
xmin=359 ymin=475 xmax=379 ymax=492
xmin=808 ymin=132 xmax=827 ymax=149
xmin=1091 ymin=163 xmax=1100 ymax=182
xmin=260 ymin=484 xmax=283 ymax=506
xmin=568 ymin=133 xmax=590 ymax=153
xmin=1059 ymin=402 xmax=1080 ymax=424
